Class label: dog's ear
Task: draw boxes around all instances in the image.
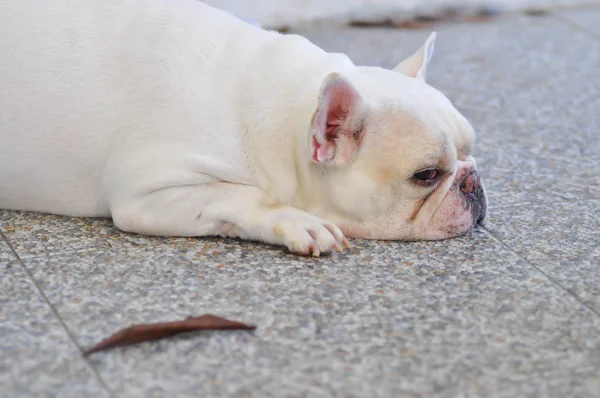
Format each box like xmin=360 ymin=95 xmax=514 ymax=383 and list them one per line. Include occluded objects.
xmin=311 ymin=73 xmax=366 ymax=166
xmin=393 ymin=32 xmax=436 ymax=81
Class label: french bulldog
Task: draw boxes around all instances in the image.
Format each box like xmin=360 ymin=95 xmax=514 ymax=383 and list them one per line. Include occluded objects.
xmin=0 ymin=0 xmax=487 ymax=256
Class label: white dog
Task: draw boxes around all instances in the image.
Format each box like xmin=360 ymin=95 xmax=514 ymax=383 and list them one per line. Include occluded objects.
xmin=0 ymin=0 xmax=487 ymax=256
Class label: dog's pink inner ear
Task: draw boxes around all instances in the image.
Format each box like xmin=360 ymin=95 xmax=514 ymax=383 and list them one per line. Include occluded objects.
xmin=312 ymin=74 xmax=363 ymax=165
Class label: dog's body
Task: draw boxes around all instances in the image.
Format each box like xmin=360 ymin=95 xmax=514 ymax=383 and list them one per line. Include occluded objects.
xmin=0 ymin=0 xmax=487 ymax=255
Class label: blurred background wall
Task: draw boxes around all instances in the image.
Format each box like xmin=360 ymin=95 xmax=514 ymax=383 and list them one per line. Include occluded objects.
xmin=205 ymin=0 xmax=600 ymax=28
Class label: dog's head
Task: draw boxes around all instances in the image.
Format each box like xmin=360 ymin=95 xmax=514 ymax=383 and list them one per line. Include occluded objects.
xmin=310 ymin=32 xmax=487 ymax=240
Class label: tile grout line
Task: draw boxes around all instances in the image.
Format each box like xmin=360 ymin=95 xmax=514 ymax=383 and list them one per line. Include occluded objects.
xmin=552 ymin=13 xmax=600 ymax=41
xmin=0 ymin=230 xmax=117 ymax=398
xmin=480 ymin=226 xmax=600 ymax=319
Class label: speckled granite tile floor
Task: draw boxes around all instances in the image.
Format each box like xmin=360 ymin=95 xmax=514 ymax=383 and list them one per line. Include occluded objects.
xmin=1 ymin=6 xmax=600 ymax=398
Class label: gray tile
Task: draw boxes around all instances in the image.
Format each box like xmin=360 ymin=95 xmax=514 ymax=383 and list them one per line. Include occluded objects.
xmin=0 ymin=232 xmax=16 ymax=261
xmin=455 ymin=90 xmax=600 ymax=159
xmin=559 ymin=8 xmax=600 ymax=37
xmin=426 ymin=14 xmax=600 ymax=94
xmin=446 ymin=68 xmax=600 ymax=152
xmin=446 ymin=52 xmax=600 ymax=207
xmin=21 ymin=231 xmax=600 ymax=397
xmin=0 ymin=210 xmax=204 ymax=259
xmin=0 ymin=259 xmax=109 ymax=398
xmin=484 ymin=200 xmax=600 ymax=313
xmin=0 ymin=211 xmax=111 ymax=259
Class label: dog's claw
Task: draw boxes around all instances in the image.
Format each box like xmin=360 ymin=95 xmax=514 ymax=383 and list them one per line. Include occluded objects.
xmin=334 ymin=242 xmax=343 ymax=252
xmin=342 ymin=237 xmax=351 ymax=249
xmin=310 ymin=242 xmax=320 ymax=257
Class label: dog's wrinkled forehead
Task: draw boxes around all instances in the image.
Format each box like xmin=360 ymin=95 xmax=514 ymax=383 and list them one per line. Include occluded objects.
xmin=352 ymin=68 xmax=476 ymax=161
xmin=358 ymin=105 xmax=450 ymax=180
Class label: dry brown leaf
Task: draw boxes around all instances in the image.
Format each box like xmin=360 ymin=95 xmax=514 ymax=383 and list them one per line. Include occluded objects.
xmin=83 ymin=314 xmax=256 ymax=356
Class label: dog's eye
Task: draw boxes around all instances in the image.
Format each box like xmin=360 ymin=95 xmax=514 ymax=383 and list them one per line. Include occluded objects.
xmin=412 ymin=168 xmax=441 ymax=186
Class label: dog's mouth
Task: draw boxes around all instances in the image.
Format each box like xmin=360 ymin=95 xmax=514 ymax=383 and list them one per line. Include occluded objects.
xmin=470 ymin=199 xmax=487 ymax=228
xmin=464 ymin=186 xmax=487 ymax=227
xmin=475 ymin=199 xmax=487 ymax=225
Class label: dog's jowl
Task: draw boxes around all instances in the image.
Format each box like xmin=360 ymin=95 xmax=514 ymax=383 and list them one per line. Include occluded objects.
xmin=0 ymin=0 xmax=487 ymax=256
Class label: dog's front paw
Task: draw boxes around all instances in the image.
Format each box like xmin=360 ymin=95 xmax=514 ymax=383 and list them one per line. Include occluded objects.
xmin=272 ymin=214 xmax=350 ymax=257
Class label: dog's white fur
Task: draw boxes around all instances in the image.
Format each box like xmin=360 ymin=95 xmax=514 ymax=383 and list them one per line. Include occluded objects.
xmin=0 ymin=0 xmax=487 ymax=256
